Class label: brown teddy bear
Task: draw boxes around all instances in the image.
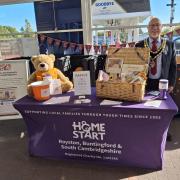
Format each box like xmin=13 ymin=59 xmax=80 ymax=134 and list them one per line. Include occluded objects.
xmin=27 ymin=54 xmax=73 ymax=96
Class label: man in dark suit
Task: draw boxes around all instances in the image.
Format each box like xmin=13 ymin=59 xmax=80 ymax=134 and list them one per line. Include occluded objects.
xmin=136 ymin=17 xmax=177 ymax=141
xmin=135 ymin=17 xmax=177 ymax=93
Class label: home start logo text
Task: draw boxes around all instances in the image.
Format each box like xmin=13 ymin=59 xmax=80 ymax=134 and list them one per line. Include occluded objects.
xmin=72 ymin=121 xmax=105 ymax=140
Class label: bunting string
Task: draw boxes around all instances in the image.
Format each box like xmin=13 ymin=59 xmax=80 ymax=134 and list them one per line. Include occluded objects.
xmin=37 ymin=29 xmax=180 ymax=55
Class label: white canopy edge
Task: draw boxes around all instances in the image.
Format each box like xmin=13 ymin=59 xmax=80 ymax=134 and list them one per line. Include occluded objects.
xmin=92 ymin=23 xmax=180 ymax=31
xmin=93 ymin=11 xmax=151 ymax=20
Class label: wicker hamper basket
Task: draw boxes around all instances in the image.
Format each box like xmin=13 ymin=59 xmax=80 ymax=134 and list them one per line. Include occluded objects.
xmin=96 ymin=47 xmax=150 ymax=102
xmin=96 ymin=81 xmax=146 ymax=102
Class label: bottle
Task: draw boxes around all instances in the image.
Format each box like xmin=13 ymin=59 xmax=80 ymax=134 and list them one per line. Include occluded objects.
xmin=159 ymin=79 xmax=168 ymax=100
xmin=43 ymin=75 xmax=53 ymax=95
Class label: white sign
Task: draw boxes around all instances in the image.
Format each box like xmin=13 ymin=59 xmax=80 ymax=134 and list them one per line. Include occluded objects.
xmin=106 ymin=58 xmax=124 ymax=74
xmin=73 ymin=71 xmax=91 ymax=96
xmin=0 ymin=60 xmax=29 ymax=117
xmin=92 ymin=0 xmax=125 ymax=15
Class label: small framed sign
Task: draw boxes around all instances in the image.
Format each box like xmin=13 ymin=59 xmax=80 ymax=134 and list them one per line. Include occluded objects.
xmin=106 ymin=58 xmax=124 ymax=74
xmin=73 ymin=71 xmax=91 ymax=96
xmin=0 ymin=59 xmax=29 ymax=118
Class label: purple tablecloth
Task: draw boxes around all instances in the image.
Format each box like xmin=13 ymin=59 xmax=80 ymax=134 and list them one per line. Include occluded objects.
xmin=13 ymin=88 xmax=178 ymax=169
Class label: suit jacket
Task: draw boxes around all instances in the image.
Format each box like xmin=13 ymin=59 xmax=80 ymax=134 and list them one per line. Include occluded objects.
xmin=135 ymin=38 xmax=177 ymax=87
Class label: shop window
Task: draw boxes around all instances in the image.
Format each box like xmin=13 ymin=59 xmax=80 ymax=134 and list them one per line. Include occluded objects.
xmin=34 ymin=0 xmax=83 ymax=56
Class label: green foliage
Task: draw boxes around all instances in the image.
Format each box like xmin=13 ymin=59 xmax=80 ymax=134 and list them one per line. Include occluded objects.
xmin=0 ymin=19 xmax=34 ymax=39
xmin=161 ymin=27 xmax=171 ymax=35
xmin=0 ymin=25 xmax=19 ymax=39
xmin=20 ymin=19 xmax=34 ymax=37
xmin=161 ymin=26 xmax=180 ymax=36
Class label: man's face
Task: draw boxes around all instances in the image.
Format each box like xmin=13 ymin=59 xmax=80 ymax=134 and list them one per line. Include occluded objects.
xmin=148 ymin=19 xmax=162 ymax=39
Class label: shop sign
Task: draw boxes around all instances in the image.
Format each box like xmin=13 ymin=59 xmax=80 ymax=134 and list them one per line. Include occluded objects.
xmin=95 ymin=1 xmax=114 ymax=8
xmin=92 ymin=0 xmax=125 ymax=15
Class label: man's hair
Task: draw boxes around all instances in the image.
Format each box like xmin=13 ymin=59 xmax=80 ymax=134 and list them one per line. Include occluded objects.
xmin=148 ymin=17 xmax=162 ymax=26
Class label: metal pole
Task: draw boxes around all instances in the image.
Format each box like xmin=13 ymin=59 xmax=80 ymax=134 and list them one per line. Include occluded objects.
xmin=166 ymin=0 xmax=176 ymax=40
xmin=166 ymin=0 xmax=176 ymax=26
xmin=52 ymin=0 xmax=57 ymax=31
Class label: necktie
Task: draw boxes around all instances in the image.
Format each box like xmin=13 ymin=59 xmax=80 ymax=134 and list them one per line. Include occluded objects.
xmin=150 ymin=40 xmax=157 ymax=75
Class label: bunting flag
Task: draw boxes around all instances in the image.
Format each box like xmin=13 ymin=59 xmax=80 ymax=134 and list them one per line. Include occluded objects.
xmin=128 ymin=42 xmax=135 ymax=47
xmin=78 ymin=44 xmax=84 ymax=53
xmin=115 ymin=41 xmax=121 ymax=48
xmin=38 ymin=34 xmax=136 ymax=55
xmin=121 ymin=43 xmax=127 ymax=48
xmin=101 ymin=44 xmax=108 ymax=55
xmin=109 ymin=45 xmax=116 ymax=48
xmin=39 ymin=34 xmax=46 ymax=42
xmin=93 ymin=45 xmax=100 ymax=54
xmin=54 ymin=39 xmax=61 ymax=47
xmin=115 ymin=32 xmax=121 ymax=48
xmin=85 ymin=44 xmax=92 ymax=55
xmin=166 ymin=31 xmax=173 ymax=39
xmin=62 ymin=41 xmax=69 ymax=49
xmin=70 ymin=43 xmax=77 ymax=51
xmin=175 ymin=28 xmax=180 ymax=35
xmin=47 ymin=37 xmax=53 ymax=45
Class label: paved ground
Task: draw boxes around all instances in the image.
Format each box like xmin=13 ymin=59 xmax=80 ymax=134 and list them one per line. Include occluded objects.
xmin=0 ymin=116 xmax=180 ymax=180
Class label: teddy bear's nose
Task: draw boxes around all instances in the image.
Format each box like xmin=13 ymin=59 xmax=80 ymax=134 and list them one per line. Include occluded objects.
xmin=40 ymin=63 xmax=45 ymax=68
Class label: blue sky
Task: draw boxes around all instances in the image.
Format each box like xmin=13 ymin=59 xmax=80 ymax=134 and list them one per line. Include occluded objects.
xmin=149 ymin=0 xmax=180 ymax=24
xmin=0 ymin=0 xmax=179 ymax=31
xmin=0 ymin=3 xmax=36 ymax=31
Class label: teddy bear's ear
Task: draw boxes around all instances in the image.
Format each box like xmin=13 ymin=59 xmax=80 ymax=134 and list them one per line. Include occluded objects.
xmin=31 ymin=56 xmax=37 ymax=63
xmin=49 ymin=54 xmax=55 ymax=62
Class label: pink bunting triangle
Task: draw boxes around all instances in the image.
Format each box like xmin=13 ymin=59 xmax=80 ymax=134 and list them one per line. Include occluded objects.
xmin=78 ymin=44 xmax=84 ymax=53
xmin=47 ymin=37 xmax=53 ymax=45
xmin=101 ymin=44 xmax=107 ymax=55
xmin=93 ymin=45 xmax=100 ymax=54
xmin=54 ymin=39 xmax=61 ymax=47
xmin=62 ymin=41 xmax=69 ymax=49
xmin=85 ymin=45 xmax=92 ymax=55
xmin=39 ymin=34 xmax=46 ymax=42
